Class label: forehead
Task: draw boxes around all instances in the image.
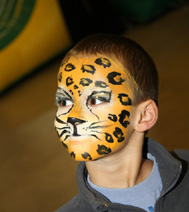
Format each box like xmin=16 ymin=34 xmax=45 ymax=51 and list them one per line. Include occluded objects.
xmin=58 ymin=55 xmax=133 ymax=94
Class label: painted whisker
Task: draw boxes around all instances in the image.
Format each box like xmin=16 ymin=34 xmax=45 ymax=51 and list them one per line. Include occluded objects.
xmin=56 ymin=116 xmax=67 ymax=124
xmin=90 ymin=134 xmax=101 ymax=140
xmin=90 ymin=130 xmax=104 ymax=134
xmin=89 ymin=120 xmax=107 ymax=127
xmin=89 ymin=124 xmax=113 ymax=129
xmin=59 ymin=130 xmax=71 ymax=138
xmin=55 ymin=126 xmax=70 ymax=130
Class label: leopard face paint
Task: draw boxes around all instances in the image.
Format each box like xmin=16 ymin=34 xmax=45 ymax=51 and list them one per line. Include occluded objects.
xmin=55 ymin=56 xmax=133 ymax=161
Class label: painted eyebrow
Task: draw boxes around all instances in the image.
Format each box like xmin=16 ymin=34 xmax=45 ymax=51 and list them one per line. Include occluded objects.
xmin=56 ymin=87 xmax=73 ymax=99
xmin=90 ymin=90 xmax=111 ymax=95
xmin=89 ymin=90 xmax=112 ymax=100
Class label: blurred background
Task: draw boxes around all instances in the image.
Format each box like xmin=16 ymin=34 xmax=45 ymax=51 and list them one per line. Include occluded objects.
xmin=0 ymin=0 xmax=189 ymax=211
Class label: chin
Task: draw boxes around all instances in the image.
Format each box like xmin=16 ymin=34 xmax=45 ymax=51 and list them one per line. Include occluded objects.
xmin=69 ymin=135 xmax=90 ymax=142
xmin=67 ymin=143 xmax=102 ymax=161
xmin=70 ymin=153 xmax=104 ymax=162
xmin=66 ymin=136 xmax=123 ymax=161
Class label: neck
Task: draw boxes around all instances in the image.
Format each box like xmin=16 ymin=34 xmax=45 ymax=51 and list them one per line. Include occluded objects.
xmin=85 ymin=132 xmax=153 ymax=188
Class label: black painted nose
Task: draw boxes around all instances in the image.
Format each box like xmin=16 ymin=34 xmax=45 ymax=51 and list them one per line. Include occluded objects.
xmin=67 ymin=117 xmax=86 ymax=126
xmin=67 ymin=117 xmax=86 ymax=136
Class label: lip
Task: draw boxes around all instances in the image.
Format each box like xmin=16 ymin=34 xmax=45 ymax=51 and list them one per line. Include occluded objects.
xmin=69 ymin=134 xmax=101 ymax=143
xmin=69 ymin=135 xmax=89 ymax=141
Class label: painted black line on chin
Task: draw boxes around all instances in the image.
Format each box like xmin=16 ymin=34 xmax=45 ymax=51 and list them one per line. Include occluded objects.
xmin=64 ymin=135 xmax=70 ymax=141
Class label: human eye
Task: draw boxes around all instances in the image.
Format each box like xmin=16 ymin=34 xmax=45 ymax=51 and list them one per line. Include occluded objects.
xmin=56 ymin=87 xmax=73 ymax=108
xmin=56 ymin=97 xmax=73 ymax=107
xmin=87 ymin=91 xmax=111 ymax=106
xmin=88 ymin=97 xmax=105 ymax=106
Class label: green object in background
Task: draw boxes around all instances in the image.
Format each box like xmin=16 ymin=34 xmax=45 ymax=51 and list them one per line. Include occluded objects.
xmin=108 ymin=0 xmax=172 ymax=22
xmin=0 ymin=0 xmax=72 ymax=93
xmin=0 ymin=0 xmax=36 ymax=50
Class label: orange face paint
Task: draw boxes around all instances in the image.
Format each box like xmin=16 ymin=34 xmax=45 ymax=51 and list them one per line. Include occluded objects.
xmin=55 ymin=55 xmax=133 ymax=161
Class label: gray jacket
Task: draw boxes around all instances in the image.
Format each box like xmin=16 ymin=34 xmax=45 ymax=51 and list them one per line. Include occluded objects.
xmin=55 ymin=138 xmax=189 ymax=212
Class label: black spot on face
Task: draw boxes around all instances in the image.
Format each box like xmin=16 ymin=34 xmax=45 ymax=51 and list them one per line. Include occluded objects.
xmin=58 ymin=72 xmax=62 ymax=82
xmin=107 ymin=72 xmax=125 ymax=85
xmin=108 ymin=114 xmax=117 ymax=122
xmin=70 ymin=151 xmax=76 ymax=159
xmin=82 ymin=152 xmax=92 ymax=160
xmin=81 ymin=64 xmax=96 ymax=75
xmin=105 ymin=133 xmax=114 ymax=143
xmin=74 ymin=85 xmax=79 ymax=89
xmin=118 ymin=93 xmax=132 ymax=106
xmin=78 ymin=90 xmax=82 ymax=96
xmin=113 ymin=127 xmax=125 ymax=142
xmin=95 ymin=81 xmax=108 ymax=88
xmin=119 ymin=110 xmax=130 ymax=128
xmin=80 ymin=78 xmax=93 ymax=86
xmin=97 ymin=145 xmax=112 ymax=155
xmin=69 ymin=90 xmax=73 ymax=95
xmin=65 ymin=63 xmax=76 ymax=72
xmin=95 ymin=57 xmax=111 ymax=68
xmin=66 ymin=77 xmax=74 ymax=86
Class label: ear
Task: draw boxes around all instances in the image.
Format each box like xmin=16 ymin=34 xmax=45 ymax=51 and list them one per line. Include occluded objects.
xmin=134 ymin=100 xmax=158 ymax=133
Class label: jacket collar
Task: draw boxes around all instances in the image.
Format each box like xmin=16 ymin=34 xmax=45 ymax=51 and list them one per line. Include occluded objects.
xmin=143 ymin=138 xmax=182 ymax=195
xmin=76 ymin=138 xmax=182 ymax=211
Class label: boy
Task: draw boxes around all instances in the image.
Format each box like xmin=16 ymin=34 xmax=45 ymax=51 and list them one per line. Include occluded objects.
xmin=54 ymin=34 xmax=189 ymax=212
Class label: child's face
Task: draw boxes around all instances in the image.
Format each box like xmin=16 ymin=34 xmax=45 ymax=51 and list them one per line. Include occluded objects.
xmin=55 ymin=55 xmax=133 ymax=161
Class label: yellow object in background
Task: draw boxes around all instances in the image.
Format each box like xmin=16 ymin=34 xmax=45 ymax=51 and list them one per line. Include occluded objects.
xmin=0 ymin=0 xmax=72 ymax=92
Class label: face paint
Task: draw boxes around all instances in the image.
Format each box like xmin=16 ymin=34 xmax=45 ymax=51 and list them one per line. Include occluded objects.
xmin=55 ymin=56 xmax=134 ymax=161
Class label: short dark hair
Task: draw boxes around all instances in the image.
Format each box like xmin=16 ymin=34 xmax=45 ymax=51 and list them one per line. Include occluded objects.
xmin=63 ymin=34 xmax=159 ymax=106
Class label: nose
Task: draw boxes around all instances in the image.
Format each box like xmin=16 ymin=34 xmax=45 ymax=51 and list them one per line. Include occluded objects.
xmin=67 ymin=117 xmax=86 ymax=126
xmin=67 ymin=117 xmax=86 ymax=136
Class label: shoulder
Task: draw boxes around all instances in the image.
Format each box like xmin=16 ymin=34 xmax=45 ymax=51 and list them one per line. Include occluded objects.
xmin=163 ymin=149 xmax=189 ymax=212
xmin=173 ymin=149 xmax=189 ymax=162
xmin=171 ymin=149 xmax=189 ymax=184
xmin=54 ymin=195 xmax=80 ymax=212
xmin=54 ymin=194 xmax=93 ymax=212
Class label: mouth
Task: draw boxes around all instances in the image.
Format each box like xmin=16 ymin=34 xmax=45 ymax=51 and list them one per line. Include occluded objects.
xmin=69 ymin=135 xmax=89 ymax=141
xmin=69 ymin=134 xmax=101 ymax=141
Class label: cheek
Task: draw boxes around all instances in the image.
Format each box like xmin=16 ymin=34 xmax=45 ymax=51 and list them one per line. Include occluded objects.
xmin=55 ymin=109 xmax=68 ymax=123
xmin=106 ymin=103 xmax=131 ymax=139
xmin=56 ymin=105 xmax=73 ymax=117
xmin=54 ymin=111 xmax=70 ymax=143
xmin=92 ymin=104 xmax=131 ymax=140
